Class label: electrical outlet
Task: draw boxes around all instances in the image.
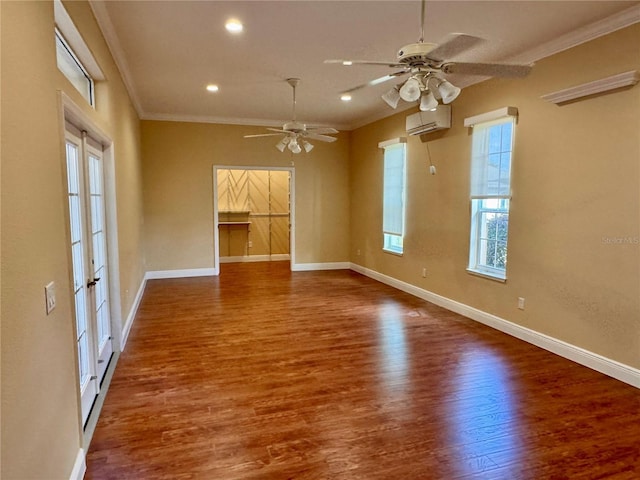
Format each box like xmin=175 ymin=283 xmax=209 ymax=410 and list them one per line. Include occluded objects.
xmin=248 ymin=241 xmax=253 ymax=248
xmin=518 ymin=297 xmax=525 ymax=310
xmin=421 ymin=267 xmax=427 ymax=278
xmin=45 ymin=282 xmax=56 ymax=315
xmin=356 ymin=249 xmax=361 ymax=256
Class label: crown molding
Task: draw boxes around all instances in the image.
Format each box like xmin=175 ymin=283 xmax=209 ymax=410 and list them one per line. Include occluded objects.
xmin=141 ymin=112 xmax=352 ymax=131
xmin=89 ymin=1 xmax=145 ymax=117
xmin=508 ymin=4 xmax=640 ymax=65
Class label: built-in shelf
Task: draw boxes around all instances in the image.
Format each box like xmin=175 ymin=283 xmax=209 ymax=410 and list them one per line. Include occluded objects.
xmin=218 ymin=210 xmax=251 ymax=226
xmin=541 ymin=70 xmax=639 ymax=105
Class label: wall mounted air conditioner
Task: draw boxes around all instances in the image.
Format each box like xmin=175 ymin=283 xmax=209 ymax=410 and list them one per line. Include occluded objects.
xmin=406 ymin=105 xmax=451 ymax=135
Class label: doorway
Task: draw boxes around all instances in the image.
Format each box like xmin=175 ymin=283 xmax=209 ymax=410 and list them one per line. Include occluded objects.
xmin=64 ymin=121 xmax=114 ymax=426
xmin=213 ymin=166 xmax=295 ymax=274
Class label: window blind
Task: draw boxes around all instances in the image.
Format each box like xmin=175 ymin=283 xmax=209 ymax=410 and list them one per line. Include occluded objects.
xmin=382 ymin=143 xmax=406 ymax=236
xmin=470 ymin=117 xmax=515 ymax=199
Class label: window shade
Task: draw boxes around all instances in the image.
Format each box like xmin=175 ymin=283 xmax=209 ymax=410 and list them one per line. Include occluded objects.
xmin=470 ymin=117 xmax=515 ymax=198
xmin=382 ymin=143 xmax=406 ymax=236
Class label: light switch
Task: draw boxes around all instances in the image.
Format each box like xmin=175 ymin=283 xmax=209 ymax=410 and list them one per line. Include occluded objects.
xmin=45 ymin=282 xmax=56 ymax=315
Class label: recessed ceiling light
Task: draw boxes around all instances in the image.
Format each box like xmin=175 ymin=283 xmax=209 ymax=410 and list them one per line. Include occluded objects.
xmin=340 ymin=94 xmax=352 ymax=102
xmin=206 ymin=84 xmax=219 ymax=92
xmin=225 ymin=19 xmax=243 ymax=33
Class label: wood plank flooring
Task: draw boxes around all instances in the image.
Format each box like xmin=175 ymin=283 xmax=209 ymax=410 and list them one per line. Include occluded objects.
xmin=86 ymin=262 xmax=640 ymax=479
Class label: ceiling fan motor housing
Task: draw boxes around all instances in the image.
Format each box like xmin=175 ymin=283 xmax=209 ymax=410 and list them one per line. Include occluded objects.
xmin=397 ymin=42 xmax=439 ymax=65
xmin=283 ymin=121 xmax=306 ymax=133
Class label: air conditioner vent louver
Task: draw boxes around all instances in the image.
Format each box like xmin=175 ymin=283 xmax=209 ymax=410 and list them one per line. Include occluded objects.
xmin=406 ymin=105 xmax=451 ymax=135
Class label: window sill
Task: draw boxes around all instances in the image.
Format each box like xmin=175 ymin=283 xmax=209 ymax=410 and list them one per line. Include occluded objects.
xmin=383 ymin=249 xmax=403 ymax=257
xmin=466 ymin=268 xmax=507 ymax=283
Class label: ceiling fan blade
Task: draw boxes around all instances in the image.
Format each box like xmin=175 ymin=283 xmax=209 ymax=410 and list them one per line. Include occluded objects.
xmin=324 ymin=59 xmax=406 ymax=68
xmin=304 ymin=133 xmax=337 ymax=143
xmin=427 ymin=34 xmax=485 ymax=61
xmin=442 ymin=62 xmax=532 ymax=78
xmin=266 ymin=128 xmax=288 ymax=133
xmin=306 ymin=127 xmax=339 ymax=135
xmin=343 ymin=71 xmax=409 ymax=94
xmin=244 ymin=133 xmax=285 ymax=138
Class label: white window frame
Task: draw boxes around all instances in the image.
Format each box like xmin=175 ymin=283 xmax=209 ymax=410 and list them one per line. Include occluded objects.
xmin=465 ymin=108 xmax=518 ymax=281
xmin=56 ymin=29 xmax=95 ymax=106
xmin=54 ymin=0 xmax=104 ymax=107
xmin=379 ymin=138 xmax=407 ymax=256
xmin=469 ymin=198 xmax=510 ymax=280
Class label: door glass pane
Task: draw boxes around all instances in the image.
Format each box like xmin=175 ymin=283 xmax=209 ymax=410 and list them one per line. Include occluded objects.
xmin=66 ymin=143 xmax=80 ymax=194
xmin=71 ymin=242 xmax=84 ymax=292
xmin=77 ymin=330 xmax=90 ymax=390
xmin=69 ymin=195 xmax=82 ymax=244
xmin=88 ymin=152 xmax=111 ymax=352
xmin=67 ymin=140 xmax=91 ymax=390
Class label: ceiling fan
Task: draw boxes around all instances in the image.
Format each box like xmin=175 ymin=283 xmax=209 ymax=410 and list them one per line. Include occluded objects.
xmin=244 ymin=78 xmax=338 ymax=153
xmin=325 ymin=0 xmax=532 ymax=111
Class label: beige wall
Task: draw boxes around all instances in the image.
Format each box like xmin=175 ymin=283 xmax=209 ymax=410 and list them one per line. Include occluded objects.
xmin=350 ymin=24 xmax=640 ymax=369
xmin=1 ymin=1 xmax=144 ymax=478
xmin=141 ymin=121 xmax=350 ymax=270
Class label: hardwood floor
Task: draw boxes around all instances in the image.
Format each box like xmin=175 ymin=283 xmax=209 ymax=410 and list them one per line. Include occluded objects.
xmin=86 ymin=262 xmax=640 ymax=479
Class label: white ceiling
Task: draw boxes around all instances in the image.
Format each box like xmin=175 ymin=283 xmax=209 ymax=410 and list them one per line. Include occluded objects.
xmin=90 ymin=1 xmax=639 ymax=130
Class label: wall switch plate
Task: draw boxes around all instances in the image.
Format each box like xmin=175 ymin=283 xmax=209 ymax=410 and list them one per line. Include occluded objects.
xmin=45 ymin=282 xmax=56 ymax=315
xmin=422 ymin=267 xmax=427 ymax=278
xmin=518 ymin=297 xmax=525 ymax=310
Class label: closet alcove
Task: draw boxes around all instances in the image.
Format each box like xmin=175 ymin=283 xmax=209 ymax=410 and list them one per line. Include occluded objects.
xmin=216 ymin=168 xmax=291 ymax=263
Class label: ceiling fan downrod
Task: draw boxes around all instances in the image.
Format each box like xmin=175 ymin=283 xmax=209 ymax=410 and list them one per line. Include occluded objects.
xmin=287 ymin=78 xmax=300 ymax=122
xmin=419 ymin=0 xmax=426 ymax=43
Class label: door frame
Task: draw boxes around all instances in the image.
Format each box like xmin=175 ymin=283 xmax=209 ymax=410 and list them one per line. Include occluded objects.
xmin=59 ymin=92 xmax=123 ymax=430
xmin=212 ymin=165 xmax=295 ymax=275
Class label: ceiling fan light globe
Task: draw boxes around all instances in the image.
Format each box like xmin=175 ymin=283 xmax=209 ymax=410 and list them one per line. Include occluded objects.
xmin=275 ymin=138 xmax=288 ymax=152
xmin=381 ymin=87 xmax=401 ymax=109
xmin=399 ymin=77 xmax=422 ymax=102
xmin=302 ymin=140 xmax=314 ymax=153
xmin=288 ymin=139 xmax=302 ymax=154
xmin=420 ymin=91 xmax=438 ymax=111
xmin=438 ymin=80 xmax=461 ymax=104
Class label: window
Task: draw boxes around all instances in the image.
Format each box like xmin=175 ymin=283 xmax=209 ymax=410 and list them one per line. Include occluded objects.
xmin=56 ymin=29 xmax=94 ymax=106
xmin=466 ymin=108 xmax=517 ymax=280
xmin=380 ymin=138 xmax=407 ymax=255
xmin=54 ymin=0 xmax=104 ymax=107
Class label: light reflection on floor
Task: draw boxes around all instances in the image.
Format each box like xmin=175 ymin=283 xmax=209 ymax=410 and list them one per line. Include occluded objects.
xmin=445 ymin=347 xmax=523 ymax=475
xmin=376 ymin=303 xmax=409 ymax=396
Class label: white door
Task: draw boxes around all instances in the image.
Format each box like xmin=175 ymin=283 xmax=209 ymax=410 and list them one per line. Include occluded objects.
xmin=65 ymin=123 xmax=113 ymax=426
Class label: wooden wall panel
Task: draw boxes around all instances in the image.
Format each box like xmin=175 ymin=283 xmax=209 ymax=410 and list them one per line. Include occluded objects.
xmin=271 ymin=216 xmax=290 ymax=255
xmin=218 ymin=168 xmax=290 ymax=259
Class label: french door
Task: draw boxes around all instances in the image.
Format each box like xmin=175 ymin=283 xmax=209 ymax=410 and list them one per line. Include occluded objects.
xmin=65 ymin=123 xmax=113 ymax=426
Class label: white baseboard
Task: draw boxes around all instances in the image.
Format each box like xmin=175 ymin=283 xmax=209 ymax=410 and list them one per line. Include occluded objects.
xmin=120 ymin=275 xmax=147 ymax=351
xmin=145 ymin=268 xmax=217 ymax=279
xmin=292 ymin=261 xmax=351 ymax=272
xmin=220 ymin=254 xmax=290 ymax=263
xmin=350 ymin=263 xmax=640 ymax=389
xmin=69 ymin=448 xmax=86 ymax=480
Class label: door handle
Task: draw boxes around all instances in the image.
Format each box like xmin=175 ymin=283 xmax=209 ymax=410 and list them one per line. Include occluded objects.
xmin=87 ymin=277 xmax=101 ymax=288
